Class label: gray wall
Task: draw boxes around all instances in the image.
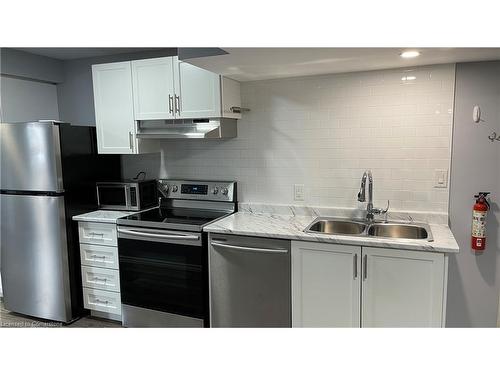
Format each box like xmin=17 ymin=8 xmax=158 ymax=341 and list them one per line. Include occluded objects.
xmin=0 ymin=76 xmax=59 ymax=122
xmin=447 ymin=61 xmax=500 ymax=327
xmin=0 ymin=48 xmax=64 ymax=83
xmin=57 ymin=48 xmax=177 ymax=126
xmin=1 ymin=48 xmax=63 ymax=123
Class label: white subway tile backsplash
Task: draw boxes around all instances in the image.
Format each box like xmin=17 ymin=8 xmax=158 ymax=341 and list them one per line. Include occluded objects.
xmin=123 ymin=64 xmax=455 ymax=214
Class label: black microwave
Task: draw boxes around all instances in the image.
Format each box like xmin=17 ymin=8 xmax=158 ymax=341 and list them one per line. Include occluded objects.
xmin=96 ymin=180 xmax=158 ymax=211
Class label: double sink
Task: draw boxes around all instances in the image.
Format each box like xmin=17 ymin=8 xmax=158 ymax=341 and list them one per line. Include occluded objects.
xmin=304 ymin=218 xmax=433 ymax=241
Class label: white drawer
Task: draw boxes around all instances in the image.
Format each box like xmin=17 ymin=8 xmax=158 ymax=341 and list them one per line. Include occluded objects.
xmin=78 ymin=222 xmax=117 ymax=246
xmin=81 ymin=265 xmax=121 ymax=292
xmin=83 ymin=287 xmax=122 ymax=316
xmin=80 ymin=243 xmax=119 ymax=270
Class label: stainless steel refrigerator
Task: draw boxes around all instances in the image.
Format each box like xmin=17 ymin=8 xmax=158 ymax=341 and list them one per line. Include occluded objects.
xmin=0 ymin=121 xmax=121 ymax=322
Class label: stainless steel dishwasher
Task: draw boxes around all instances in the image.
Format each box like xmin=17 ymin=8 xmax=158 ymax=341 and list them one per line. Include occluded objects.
xmin=209 ymin=234 xmax=291 ymax=327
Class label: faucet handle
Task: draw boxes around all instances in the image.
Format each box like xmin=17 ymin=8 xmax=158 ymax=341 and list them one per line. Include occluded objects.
xmin=381 ymin=200 xmax=390 ymax=214
xmin=381 ymin=200 xmax=390 ymax=222
xmin=371 ymin=200 xmax=390 ymax=222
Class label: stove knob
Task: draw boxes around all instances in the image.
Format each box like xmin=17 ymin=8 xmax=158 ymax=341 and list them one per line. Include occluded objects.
xmin=221 ymin=187 xmax=229 ymax=196
xmin=212 ymin=187 xmax=219 ymax=195
xmin=172 ymin=185 xmax=178 ymax=193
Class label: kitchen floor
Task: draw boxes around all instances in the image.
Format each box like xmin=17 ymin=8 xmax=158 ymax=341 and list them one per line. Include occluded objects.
xmin=0 ymin=299 xmax=121 ymax=328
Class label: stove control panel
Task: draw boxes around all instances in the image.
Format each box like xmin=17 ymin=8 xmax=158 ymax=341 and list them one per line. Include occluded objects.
xmin=158 ymin=180 xmax=236 ymax=202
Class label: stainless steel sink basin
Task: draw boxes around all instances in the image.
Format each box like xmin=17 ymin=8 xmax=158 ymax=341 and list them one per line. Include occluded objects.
xmin=306 ymin=219 xmax=366 ymax=235
xmin=304 ymin=217 xmax=433 ymax=241
xmin=367 ymin=223 xmax=431 ymax=240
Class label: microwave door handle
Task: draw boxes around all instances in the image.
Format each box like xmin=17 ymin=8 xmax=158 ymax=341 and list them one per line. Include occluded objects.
xmin=117 ymin=228 xmax=200 ymax=241
xmin=125 ymin=186 xmax=130 ymax=209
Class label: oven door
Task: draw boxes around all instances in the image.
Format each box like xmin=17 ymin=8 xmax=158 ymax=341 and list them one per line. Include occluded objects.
xmin=117 ymin=226 xmax=206 ymax=327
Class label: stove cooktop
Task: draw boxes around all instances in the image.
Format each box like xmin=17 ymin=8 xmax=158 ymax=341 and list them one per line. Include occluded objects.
xmin=117 ymin=206 xmax=231 ymax=232
xmin=117 ymin=179 xmax=237 ymax=232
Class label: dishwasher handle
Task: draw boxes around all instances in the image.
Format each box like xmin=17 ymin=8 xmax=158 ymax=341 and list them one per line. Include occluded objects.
xmin=211 ymin=241 xmax=289 ymax=254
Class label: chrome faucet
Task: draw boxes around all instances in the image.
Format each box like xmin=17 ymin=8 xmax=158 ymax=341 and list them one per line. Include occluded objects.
xmin=357 ymin=170 xmax=389 ymax=222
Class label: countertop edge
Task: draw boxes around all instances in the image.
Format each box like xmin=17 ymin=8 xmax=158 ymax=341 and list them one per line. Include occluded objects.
xmin=203 ymin=212 xmax=459 ymax=254
xmin=204 ymin=227 xmax=459 ymax=253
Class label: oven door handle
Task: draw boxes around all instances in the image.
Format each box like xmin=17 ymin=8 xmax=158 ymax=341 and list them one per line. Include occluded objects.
xmin=211 ymin=241 xmax=289 ymax=254
xmin=117 ymin=228 xmax=200 ymax=241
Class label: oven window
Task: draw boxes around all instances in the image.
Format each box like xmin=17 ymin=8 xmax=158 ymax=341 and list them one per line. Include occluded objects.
xmin=98 ymin=186 xmax=127 ymax=206
xmin=118 ymin=238 xmax=205 ymax=319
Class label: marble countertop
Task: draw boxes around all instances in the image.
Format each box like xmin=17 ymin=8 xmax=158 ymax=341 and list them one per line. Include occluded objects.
xmin=204 ymin=212 xmax=459 ymax=253
xmin=72 ymin=210 xmax=138 ymax=224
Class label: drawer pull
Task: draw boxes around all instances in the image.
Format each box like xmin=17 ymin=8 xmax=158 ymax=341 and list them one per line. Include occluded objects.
xmin=90 ymin=254 xmax=106 ymax=259
xmin=89 ymin=232 xmax=104 ymax=237
xmin=92 ymin=276 xmax=108 ymax=283
xmin=94 ymin=298 xmax=109 ymax=305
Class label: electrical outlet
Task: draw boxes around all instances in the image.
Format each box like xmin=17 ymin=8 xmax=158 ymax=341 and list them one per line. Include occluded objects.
xmin=434 ymin=169 xmax=448 ymax=188
xmin=294 ymin=184 xmax=305 ymax=201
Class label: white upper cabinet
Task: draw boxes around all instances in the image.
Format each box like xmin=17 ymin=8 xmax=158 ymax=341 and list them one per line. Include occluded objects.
xmin=92 ymin=61 xmax=136 ymax=154
xmin=92 ymin=56 xmax=242 ymax=153
xmin=292 ymin=241 xmax=361 ymax=327
xmin=221 ymin=77 xmax=242 ymax=119
xmin=129 ymin=55 xmax=241 ymax=121
xmin=361 ymin=247 xmax=446 ymax=328
xmin=174 ymin=59 xmax=222 ymax=119
xmin=131 ymin=57 xmax=175 ymax=120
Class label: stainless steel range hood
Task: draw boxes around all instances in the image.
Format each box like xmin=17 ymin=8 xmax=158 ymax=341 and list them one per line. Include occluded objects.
xmin=135 ymin=119 xmax=237 ymax=139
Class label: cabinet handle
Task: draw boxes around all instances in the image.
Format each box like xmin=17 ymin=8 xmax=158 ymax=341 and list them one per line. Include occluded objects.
xmin=129 ymin=131 xmax=134 ymax=150
xmin=168 ymin=95 xmax=174 ymax=114
xmin=91 ymin=254 xmax=106 ymax=259
xmin=174 ymin=95 xmax=180 ymax=115
xmin=353 ymin=253 xmax=358 ymax=279
xmin=89 ymin=232 xmax=104 ymax=237
xmin=363 ymin=254 xmax=368 ymax=280
xmin=94 ymin=298 xmax=109 ymax=305
xmin=92 ymin=277 xmax=108 ymax=283
xmin=229 ymin=106 xmax=250 ymax=113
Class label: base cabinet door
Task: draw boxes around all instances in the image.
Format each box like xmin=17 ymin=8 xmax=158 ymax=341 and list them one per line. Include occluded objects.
xmin=361 ymin=247 xmax=445 ymax=328
xmin=292 ymin=241 xmax=361 ymax=327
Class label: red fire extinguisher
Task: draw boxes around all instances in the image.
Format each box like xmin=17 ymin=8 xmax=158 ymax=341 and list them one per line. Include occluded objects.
xmin=471 ymin=192 xmax=490 ymax=252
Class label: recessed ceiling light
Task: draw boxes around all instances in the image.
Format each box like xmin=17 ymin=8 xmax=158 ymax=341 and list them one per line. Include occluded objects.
xmin=401 ymin=75 xmax=416 ymax=81
xmin=400 ymin=51 xmax=420 ymax=59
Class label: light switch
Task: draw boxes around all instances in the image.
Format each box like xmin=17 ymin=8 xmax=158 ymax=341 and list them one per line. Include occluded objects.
xmin=434 ymin=169 xmax=448 ymax=188
xmin=294 ymin=184 xmax=305 ymax=201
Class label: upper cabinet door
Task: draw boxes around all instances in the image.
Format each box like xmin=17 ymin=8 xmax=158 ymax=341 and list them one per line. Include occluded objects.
xmin=361 ymin=247 xmax=445 ymax=328
xmin=174 ymin=58 xmax=222 ymax=119
xmin=92 ymin=62 xmax=135 ymax=154
xmin=131 ymin=57 xmax=175 ymax=120
xmin=292 ymin=241 xmax=361 ymax=327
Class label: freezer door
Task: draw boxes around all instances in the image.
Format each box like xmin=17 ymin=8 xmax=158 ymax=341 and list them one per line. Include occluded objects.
xmin=0 ymin=122 xmax=63 ymax=192
xmin=0 ymin=193 xmax=73 ymax=322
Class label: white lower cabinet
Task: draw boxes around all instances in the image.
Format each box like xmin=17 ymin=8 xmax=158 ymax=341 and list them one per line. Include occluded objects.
xmin=83 ymin=287 xmax=122 ymax=316
xmin=361 ymin=247 xmax=446 ymax=328
xmin=81 ymin=265 xmax=121 ymax=293
xmin=77 ymin=221 xmax=122 ymax=321
xmin=80 ymin=243 xmax=119 ymax=270
xmin=291 ymin=241 xmax=447 ymax=328
xmin=292 ymin=242 xmax=361 ymax=327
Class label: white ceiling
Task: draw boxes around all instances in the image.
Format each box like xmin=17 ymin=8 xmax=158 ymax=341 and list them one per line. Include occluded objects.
xmin=184 ymin=48 xmax=500 ymax=81
xmin=15 ymin=48 xmax=163 ymax=60
xmin=13 ymin=47 xmax=500 ymax=81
